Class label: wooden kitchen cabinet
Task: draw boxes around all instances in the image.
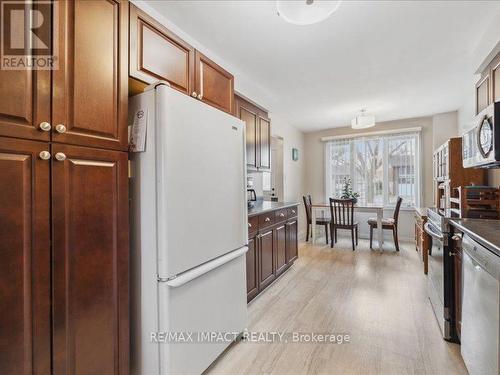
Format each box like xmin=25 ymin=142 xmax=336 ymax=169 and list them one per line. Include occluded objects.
xmin=235 ymin=95 xmax=272 ymax=171
xmin=476 ymin=74 xmax=490 ymax=114
xmin=194 ymin=50 xmax=234 ymax=114
xmin=414 ymin=208 xmax=430 ymax=274
xmin=129 ymin=4 xmax=194 ymax=95
xmin=53 ymin=0 xmax=129 ymax=151
xmin=492 ymin=54 xmax=500 ymax=103
xmin=0 ymin=69 xmax=51 ymax=142
xmin=247 ymin=205 xmax=298 ymax=302
xmin=0 ymin=137 xmax=51 ymax=375
xmin=286 ymin=219 xmax=298 ymax=263
xmin=259 ymin=117 xmax=271 ymax=170
xmin=275 ymin=224 xmax=287 ymax=275
xmin=246 ymin=236 xmax=259 ymax=301
xmin=258 ymin=228 xmax=276 ymax=290
xmin=52 ymin=144 xmax=129 ymax=375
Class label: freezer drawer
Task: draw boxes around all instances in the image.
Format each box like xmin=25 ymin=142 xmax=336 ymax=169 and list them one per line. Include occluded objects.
xmin=157 ymin=253 xmax=247 ymax=374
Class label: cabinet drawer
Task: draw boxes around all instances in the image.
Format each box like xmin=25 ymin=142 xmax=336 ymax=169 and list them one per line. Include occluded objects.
xmin=259 ymin=212 xmax=275 ymax=228
xmin=248 ymin=216 xmax=259 ymax=236
xmin=287 ymin=206 xmax=298 ymax=218
xmin=275 ymin=209 xmax=288 ymax=222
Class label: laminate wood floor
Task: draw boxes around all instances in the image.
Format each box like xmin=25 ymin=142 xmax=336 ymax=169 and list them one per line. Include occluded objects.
xmin=207 ymin=238 xmax=467 ymax=375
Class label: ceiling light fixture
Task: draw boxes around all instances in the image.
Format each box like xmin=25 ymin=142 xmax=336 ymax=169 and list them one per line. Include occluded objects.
xmin=276 ymin=0 xmax=342 ymax=26
xmin=351 ymin=109 xmax=376 ymax=129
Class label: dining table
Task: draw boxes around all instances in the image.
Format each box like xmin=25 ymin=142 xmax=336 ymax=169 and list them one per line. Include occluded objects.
xmin=311 ymin=203 xmax=385 ymax=250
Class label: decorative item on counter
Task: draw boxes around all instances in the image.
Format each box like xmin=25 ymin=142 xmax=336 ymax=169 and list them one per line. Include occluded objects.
xmin=292 ymin=148 xmax=299 ymax=161
xmin=339 ymin=177 xmax=359 ymax=204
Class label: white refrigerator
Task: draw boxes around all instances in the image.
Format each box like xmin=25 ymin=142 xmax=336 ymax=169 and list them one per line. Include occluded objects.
xmin=129 ymin=84 xmax=248 ymax=375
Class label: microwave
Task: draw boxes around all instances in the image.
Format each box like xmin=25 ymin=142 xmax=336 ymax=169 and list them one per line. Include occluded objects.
xmin=463 ymin=102 xmax=500 ymax=168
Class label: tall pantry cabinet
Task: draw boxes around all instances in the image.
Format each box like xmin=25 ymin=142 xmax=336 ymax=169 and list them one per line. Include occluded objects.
xmin=0 ymin=1 xmax=129 ymax=374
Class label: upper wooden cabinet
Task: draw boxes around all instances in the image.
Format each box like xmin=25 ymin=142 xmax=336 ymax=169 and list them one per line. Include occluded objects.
xmin=0 ymin=137 xmax=51 ymax=375
xmin=52 ymin=144 xmax=129 ymax=375
xmin=476 ymin=74 xmax=490 ymax=115
xmin=492 ymin=55 xmax=500 ymax=103
xmin=52 ymin=0 xmax=129 ymax=151
xmin=194 ymin=50 xmax=234 ymax=114
xmin=235 ymin=95 xmax=271 ymax=171
xmin=0 ymin=0 xmax=51 ymax=142
xmin=259 ymin=117 xmax=271 ymax=170
xmin=129 ymin=4 xmax=194 ymax=95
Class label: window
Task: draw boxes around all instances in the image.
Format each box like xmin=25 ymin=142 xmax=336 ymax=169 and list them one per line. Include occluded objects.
xmin=325 ymin=131 xmax=421 ymax=207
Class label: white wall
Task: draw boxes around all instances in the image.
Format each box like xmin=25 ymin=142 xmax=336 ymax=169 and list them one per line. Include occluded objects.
xmin=303 ymin=113 xmax=458 ymax=242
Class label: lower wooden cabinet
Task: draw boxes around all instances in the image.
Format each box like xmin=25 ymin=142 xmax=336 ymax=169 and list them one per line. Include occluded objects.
xmin=258 ymin=228 xmax=276 ymax=289
xmin=0 ymin=137 xmax=51 ymax=375
xmin=52 ymin=144 xmax=129 ymax=374
xmin=0 ymin=139 xmax=129 ymax=374
xmin=275 ymin=224 xmax=287 ymax=275
xmin=247 ymin=205 xmax=298 ymax=302
xmin=414 ymin=209 xmax=430 ymax=274
xmin=286 ymin=219 xmax=298 ymax=263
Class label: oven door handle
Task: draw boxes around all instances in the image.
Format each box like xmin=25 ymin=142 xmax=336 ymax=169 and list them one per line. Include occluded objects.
xmin=424 ymin=222 xmax=444 ymax=241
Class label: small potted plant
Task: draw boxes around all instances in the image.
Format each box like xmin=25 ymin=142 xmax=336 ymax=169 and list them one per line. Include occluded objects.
xmin=340 ymin=178 xmax=359 ymax=204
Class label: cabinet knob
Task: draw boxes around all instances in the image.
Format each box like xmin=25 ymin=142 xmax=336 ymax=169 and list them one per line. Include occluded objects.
xmin=291 ymin=210 xmax=296 ymax=214
xmin=449 ymin=252 xmax=456 ymax=257
xmin=191 ymin=91 xmax=198 ymax=98
xmin=248 ymin=223 xmax=252 ymax=228
xmin=280 ymin=213 xmax=285 ymax=217
xmin=55 ymin=124 xmax=67 ymax=133
xmin=39 ymin=151 xmax=51 ymax=160
xmin=451 ymin=234 xmax=462 ymax=241
xmin=39 ymin=121 xmax=51 ymax=131
xmin=265 ymin=217 xmax=270 ymax=222
xmin=197 ymin=93 xmax=203 ymax=100
xmin=55 ymin=152 xmax=66 ymax=161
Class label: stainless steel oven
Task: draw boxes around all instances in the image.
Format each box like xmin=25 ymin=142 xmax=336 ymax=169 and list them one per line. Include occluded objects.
xmin=425 ymin=209 xmax=456 ymax=341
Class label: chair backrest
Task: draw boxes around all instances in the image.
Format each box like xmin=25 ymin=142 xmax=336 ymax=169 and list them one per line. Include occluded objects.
xmin=329 ymin=198 xmax=355 ymax=226
xmin=393 ymin=196 xmax=403 ymax=223
xmin=303 ymin=195 xmax=311 ymax=223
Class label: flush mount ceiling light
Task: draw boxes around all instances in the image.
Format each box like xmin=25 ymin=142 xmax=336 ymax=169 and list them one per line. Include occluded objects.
xmin=276 ymin=0 xmax=342 ymax=26
xmin=351 ymin=109 xmax=376 ymax=129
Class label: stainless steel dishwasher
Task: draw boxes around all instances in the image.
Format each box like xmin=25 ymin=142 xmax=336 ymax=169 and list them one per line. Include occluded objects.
xmin=461 ymin=234 xmax=500 ymax=375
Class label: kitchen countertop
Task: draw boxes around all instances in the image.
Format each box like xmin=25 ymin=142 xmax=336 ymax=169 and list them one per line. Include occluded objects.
xmin=248 ymin=201 xmax=299 ymax=217
xmin=450 ymin=219 xmax=500 ymax=257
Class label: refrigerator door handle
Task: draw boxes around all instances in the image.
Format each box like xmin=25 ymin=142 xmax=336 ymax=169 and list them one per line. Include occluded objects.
xmin=162 ymin=246 xmax=248 ymax=288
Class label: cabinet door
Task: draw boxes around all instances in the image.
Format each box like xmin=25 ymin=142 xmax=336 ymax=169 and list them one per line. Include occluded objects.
xmin=258 ymin=117 xmax=271 ymax=170
xmin=129 ymin=4 xmax=194 ymax=95
xmin=53 ymin=0 xmax=128 ymax=151
xmin=493 ymin=58 xmax=500 ymax=103
xmin=286 ymin=220 xmax=298 ymax=264
xmin=52 ymin=144 xmax=129 ymax=374
xmin=0 ymin=62 xmax=50 ymax=141
xmin=246 ymin=236 xmax=259 ymax=302
xmin=476 ymin=74 xmax=490 ymax=114
xmin=275 ymin=224 xmax=287 ymax=275
xmin=194 ymin=50 xmax=234 ymax=114
xmin=0 ymin=137 xmax=51 ymax=375
xmin=258 ymin=229 xmax=275 ymax=289
xmin=236 ymin=100 xmax=258 ymax=169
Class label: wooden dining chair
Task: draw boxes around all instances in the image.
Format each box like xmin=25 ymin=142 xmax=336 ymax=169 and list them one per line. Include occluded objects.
xmin=329 ymin=198 xmax=358 ymax=251
xmin=368 ymin=196 xmax=403 ymax=251
xmin=303 ymin=195 xmax=331 ymax=244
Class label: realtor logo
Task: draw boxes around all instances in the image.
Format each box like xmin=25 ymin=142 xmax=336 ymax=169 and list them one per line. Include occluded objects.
xmin=1 ymin=0 xmax=58 ymax=70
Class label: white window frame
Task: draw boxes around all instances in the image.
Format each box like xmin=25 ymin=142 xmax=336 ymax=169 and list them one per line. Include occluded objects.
xmin=323 ymin=128 xmax=422 ymax=209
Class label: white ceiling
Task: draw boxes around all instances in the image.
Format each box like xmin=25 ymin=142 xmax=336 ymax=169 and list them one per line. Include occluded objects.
xmin=145 ymin=1 xmax=500 ymax=132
